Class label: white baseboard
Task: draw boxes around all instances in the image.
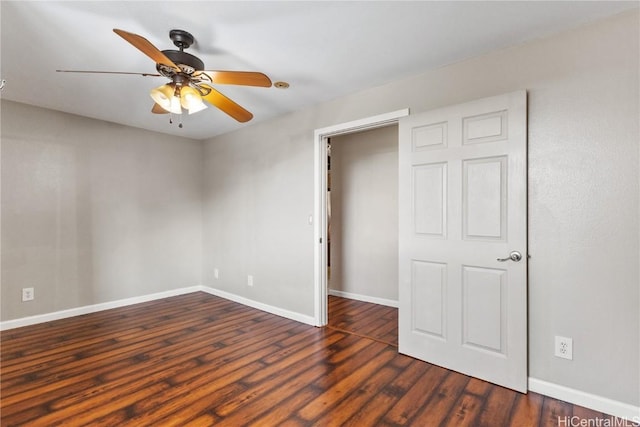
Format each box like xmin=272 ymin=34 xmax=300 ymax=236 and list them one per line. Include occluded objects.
xmin=328 ymin=289 xmax=398 ymax=308
xmin=201 ymin=286 xmax=316 ymax=326
xmin=0 ymin=286 xmax=203 ymax=331
xmin=528 ymin=378 xmax=640 ymax=422
xmin=0 ymin=285 xmax=316 ymax=331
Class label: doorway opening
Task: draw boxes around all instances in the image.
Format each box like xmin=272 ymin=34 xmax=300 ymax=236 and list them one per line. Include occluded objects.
xmin=313 ymin=109 xmax=409 ymax=327
xmin=326 ymin=126 xmax=400 ymax=344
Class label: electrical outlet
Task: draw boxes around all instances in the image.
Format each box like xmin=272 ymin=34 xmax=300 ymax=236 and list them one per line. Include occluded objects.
xmin=22 ymin=287 xmax=34 ymax=302
xmin=247 ymin=275 xmax=254 ymax=287
xmin=555 ymin=336 xmax=573 ymax=360
xmin=214 ymin=268 xmax=219 ymax=279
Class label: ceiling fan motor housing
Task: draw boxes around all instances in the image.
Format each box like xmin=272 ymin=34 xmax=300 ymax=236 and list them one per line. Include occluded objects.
xmin=160 ymin=50 xmax=205 ymax=75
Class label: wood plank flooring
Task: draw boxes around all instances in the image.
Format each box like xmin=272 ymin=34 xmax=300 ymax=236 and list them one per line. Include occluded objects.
xmin=0 ymin=292 xmax=633 ymax=426
xmin=327 ymin=295 xmax=398 ymax=347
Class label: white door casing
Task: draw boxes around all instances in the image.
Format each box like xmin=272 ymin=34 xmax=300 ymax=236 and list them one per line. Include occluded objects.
xmin=398 ymin=90 xmax=528 ymax=392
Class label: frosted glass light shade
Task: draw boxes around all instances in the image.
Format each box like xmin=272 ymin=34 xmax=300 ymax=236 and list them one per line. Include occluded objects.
xmin=150 ymin=84 xmax=181 ymax=115
xmin=180 ymin=86 xmax=207 ymax=114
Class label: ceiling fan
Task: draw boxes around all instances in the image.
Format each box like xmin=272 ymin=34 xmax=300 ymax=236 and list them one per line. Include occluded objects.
xmin=57 ymin=28 xmax=272 ymax=124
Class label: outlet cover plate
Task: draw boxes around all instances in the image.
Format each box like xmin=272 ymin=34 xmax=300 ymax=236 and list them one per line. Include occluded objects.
xmin=22 ymin=287 xmax=34 ymax=302
xmin=555 ymin=336 xmax=573 ymax=360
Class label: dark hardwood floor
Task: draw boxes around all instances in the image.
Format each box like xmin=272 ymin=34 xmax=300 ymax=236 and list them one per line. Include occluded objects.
xmin=327 ymin=295 xmax=398 ymax=347
xmin=0 ymin=292 xmax=632 ymax=426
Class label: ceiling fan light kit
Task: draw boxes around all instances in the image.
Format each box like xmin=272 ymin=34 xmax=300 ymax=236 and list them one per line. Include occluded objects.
xmin=150 ymin=82 xmax=208 ymax=115
xmin=57 ymin=28 xmax=273 ymax=127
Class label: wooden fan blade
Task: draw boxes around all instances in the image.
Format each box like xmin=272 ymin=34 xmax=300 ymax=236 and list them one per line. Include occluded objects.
xmin=151 ymin=103 xmax=169 ymax=114
xmin=197 ymin=71 xmax=272 ymax=87
xmin=113 ymin=29 xmax=180 ymax=71
xmin=201 ymin=84 xmax=253 ymax=122
xmin=56 ymin=70 xmax=161 ymax=77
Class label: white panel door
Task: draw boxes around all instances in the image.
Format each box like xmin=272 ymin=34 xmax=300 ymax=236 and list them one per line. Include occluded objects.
xmin=398 ymin=91 xmax=527 ymax=392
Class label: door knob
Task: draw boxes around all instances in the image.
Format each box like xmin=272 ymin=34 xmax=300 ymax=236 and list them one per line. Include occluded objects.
xmin=497 ymin=251 xmax=522 ymax=262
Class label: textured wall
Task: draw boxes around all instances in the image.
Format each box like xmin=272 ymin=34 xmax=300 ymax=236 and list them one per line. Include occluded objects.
xmin=1 ymin=101 xmax=204 ymax=321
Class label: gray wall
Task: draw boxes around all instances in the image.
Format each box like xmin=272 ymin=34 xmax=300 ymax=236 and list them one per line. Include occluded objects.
xmin=202 ymin=11 xmax=639 ymax=406
xmin=329 ymin=126 xmax=398 ymax=302
xmin=1 ymin=101 xmax=204 ymax=320
xmin=202 ymin=122 xmax=314 ymax=312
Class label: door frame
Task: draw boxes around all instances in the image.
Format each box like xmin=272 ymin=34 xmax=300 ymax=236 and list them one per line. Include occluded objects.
xmin=313 ymin=108 xmax=409 ymax=326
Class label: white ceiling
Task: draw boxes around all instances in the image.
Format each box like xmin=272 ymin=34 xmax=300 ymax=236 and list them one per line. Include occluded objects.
xmin=1 ymin=1 xmax=637 ymax=140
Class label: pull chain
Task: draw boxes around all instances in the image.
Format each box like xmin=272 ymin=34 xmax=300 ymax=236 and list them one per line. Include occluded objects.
xmin=167 ymin=112 xmax=183 ymax=128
